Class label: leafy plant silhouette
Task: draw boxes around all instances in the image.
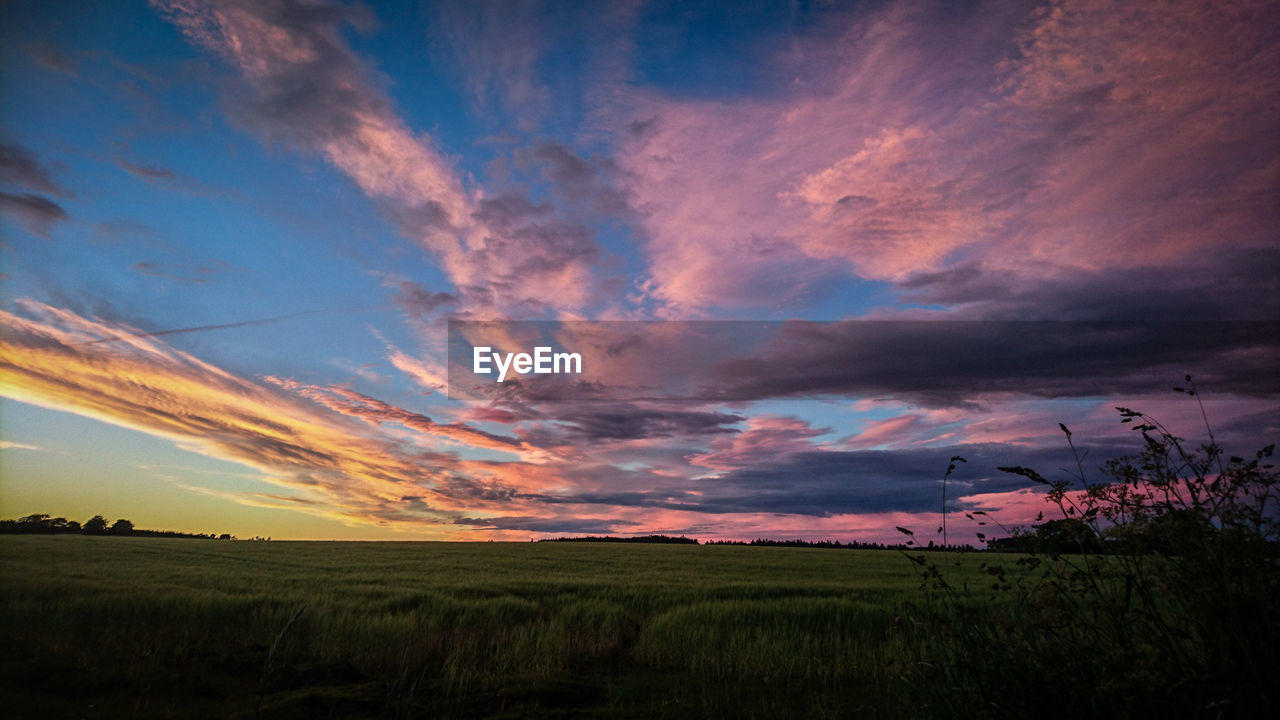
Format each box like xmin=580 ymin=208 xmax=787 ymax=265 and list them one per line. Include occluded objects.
xmin=897 ymin=378 xmax=1279 ymax=718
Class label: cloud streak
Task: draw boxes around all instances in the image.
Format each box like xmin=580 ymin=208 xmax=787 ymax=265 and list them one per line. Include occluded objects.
xmin=71 ymin=307 xmax=372 ymax=346
xmin=152 ymin=0 xmax=610 ymax=316
xmin=0 ymin=300 xmax=543 ymax=532
xmin=0 ymin=192 xmax=68 ymax=237
xmin=0 ymin=143 xmax=70 ymax=197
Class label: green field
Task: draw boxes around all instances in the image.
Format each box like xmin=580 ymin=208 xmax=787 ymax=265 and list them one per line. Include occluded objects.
xmin=1 ymin=536 xmax=993 ymax=719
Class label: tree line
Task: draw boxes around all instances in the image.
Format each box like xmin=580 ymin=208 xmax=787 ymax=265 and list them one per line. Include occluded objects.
xmin=0 ymin=513 xmax=234 ymax=539
xmin=542 ymin=535 xmax=967 ymax=550
xmin=538 ymin=534 xmax=698 ymax=544
xmin=706 ymin=538 xmax=922 ymax=550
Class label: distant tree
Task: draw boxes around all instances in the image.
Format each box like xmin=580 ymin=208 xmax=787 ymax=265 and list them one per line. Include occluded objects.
xmin=18 ymin=514 xmax=52 ymax=532
xmin=3 ymin=513 xmax=228 ymax=539
xmin=1028 ymin=517 xmax=1100 ymax=554
xmin=1104 ymin=507 xmax=1212 ymax=555
xmin=986 ymin=534 xmax=1030 ymax=552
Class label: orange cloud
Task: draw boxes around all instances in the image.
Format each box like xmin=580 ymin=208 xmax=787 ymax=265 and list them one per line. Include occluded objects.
xmin=264 ymin=378 xmax=526 ymax=454
xmin=0 ymin=299 xmax=545 ymax=531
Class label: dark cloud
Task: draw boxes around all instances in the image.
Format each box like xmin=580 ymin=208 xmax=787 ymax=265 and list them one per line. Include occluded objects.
xmin=391 ymin=280 xmax=456 ymax=320
xmin=626 ymin=116 xmax=658 ymax=138
xmin=527 ymin=142 xmax=593 ymax=186
xmin=690 ymin=445 xmax=1068 ymax=516
xmin=488 ymin=398 xmax=742 ymax=443
xmin=386 ymin=200 xmax=454 ymax=237
xmin=171 ymin=0 xmax=387 ymax=149
xmin=134 ymin=261 xmax=215 ymax=284
xmin=437 ymin=475 xmax=519 ymax=502
xmin=0 ymin=192 xmax=68 ymax=236
xmin=450 ymin=319 xmax=1280 ymax=408
xmin=499 ymin=220 xmax=598 ymax=276
xmin=466 ymin=191 xmax=605 ymax=296
xmin=466 ymin=191 xmax=599 ymax=280
xmin=116 ymin=157 xmax=176 ymax=180
xmin=114 ymin=156 xmax=220 ymax=196
xmin=0 ymin=142 xmax=68 ymax=196
xmin=26 ymin=41 xmax=77 ymax=74
xmin=900 ymin=249 xmax=1280 ymax=321
xmin=515 ymin=141 xmax=635 ymax=218
xmin=527 ymin=487 xmax=704 ymax=512
xmin=532 ymin=442 xmax=1135 ymax=517
xmin=898 ymin=262 xmax=1014 ymax=304
xmin=452 ymin=515 xmax=636 ymax=534
xmin=708 ymin=320 xmax=1280 ymax=406
xmin=472 ymin=192 xmax=551 ymax=229
xmin=1216 ymin=403 xmax=1280 ymax=443
xmin=543 ymin=403 xmax=743 ymax=441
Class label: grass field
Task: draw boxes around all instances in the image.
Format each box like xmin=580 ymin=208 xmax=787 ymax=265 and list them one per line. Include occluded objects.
xmin=0 ymin=536 xmax=1007 ymax=719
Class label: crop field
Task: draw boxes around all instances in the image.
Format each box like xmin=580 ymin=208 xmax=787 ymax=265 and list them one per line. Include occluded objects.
xmin=0 ymin=536 xmax=1001 ymax=719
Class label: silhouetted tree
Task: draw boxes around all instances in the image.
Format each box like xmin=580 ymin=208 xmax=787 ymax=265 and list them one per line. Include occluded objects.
xmin=1028 ymin=517 xmax=1100 ymax=554
xmin=3 ymin=513 xmax=230 ymax=538
xmin=18 ymin=514 xmax=52 ymax=532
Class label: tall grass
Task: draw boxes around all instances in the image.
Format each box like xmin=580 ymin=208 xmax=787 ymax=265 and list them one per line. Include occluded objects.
xmin=0 ymin=539 xmax=944 ymax=718
xmin=897 ymin=390 xmax=1279 ymax=718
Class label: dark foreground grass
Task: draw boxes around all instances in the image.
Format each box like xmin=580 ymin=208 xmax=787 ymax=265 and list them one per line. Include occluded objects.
xmin=1 ymin=537 xmax=1005 ymax=719
xmin=0 ymin=536 xmax=1046 ymax=719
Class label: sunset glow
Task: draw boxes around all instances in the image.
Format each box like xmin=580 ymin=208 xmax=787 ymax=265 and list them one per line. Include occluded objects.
xmin=2 ymin=0 xmax=1276 ymax=543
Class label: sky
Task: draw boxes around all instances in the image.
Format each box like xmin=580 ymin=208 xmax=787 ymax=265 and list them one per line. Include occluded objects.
xmin=1 ymin=0 xmax=1277 ymax=542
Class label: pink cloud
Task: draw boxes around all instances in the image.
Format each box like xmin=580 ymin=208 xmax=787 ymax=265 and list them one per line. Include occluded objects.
xmin=616 ymin=0 xmax=1278 ymax=313
xmin=689 ymin=415 xmax=826 ymax=472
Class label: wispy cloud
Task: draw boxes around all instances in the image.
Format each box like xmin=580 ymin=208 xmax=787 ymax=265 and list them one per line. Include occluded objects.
xmin=1 ymin=142 xmax=71 ymax=197
xmin=0 ymin=142 xmax=72 ymax=236
xmin=0 ymin=299 xmax=543 ymax=531
xmin=264 ymin=377 xmax=526 ymax=453
xmin=0 ymin=192 xmax=68 ymax=237
xmin=152 ymin=0 xmax=609 ymax=316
